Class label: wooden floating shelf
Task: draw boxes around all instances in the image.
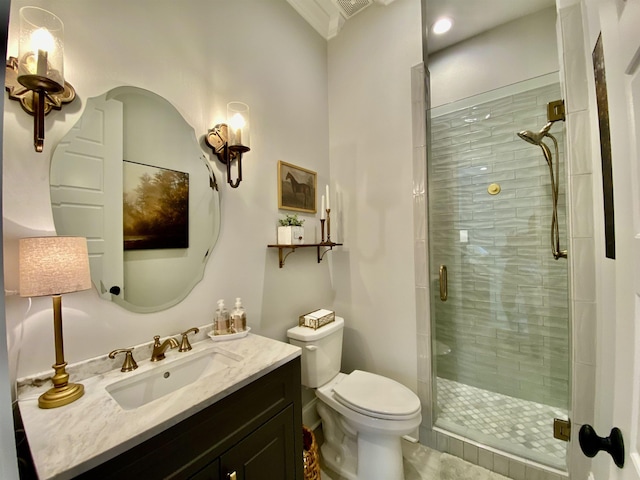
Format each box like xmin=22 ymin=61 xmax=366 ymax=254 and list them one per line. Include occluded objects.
xmin=267 ymin=243 xmax=343 ymax=268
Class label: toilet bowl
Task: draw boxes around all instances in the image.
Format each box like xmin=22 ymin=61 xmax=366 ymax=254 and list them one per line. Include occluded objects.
xmin=287 ymin=317 xmax=422 ymax=480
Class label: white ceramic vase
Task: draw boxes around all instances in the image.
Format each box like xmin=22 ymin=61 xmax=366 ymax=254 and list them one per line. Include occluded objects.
xmin=278 ymin=226 xmax=304 ymax=245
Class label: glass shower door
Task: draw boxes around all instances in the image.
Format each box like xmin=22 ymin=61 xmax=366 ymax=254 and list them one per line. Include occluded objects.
xmin=428 ymin=77 xmax=570 ymax=470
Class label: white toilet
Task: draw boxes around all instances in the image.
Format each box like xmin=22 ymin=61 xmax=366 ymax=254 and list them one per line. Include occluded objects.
xmin=287 ymin=316 xmax=421 ymax=480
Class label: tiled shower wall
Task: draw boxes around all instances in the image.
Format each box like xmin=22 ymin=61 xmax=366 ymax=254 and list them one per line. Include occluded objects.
xmin=429 ymin=81 xmax=570 ymax=409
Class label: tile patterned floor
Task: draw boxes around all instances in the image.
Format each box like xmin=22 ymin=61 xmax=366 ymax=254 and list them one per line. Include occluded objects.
xmin=320 ymin=436 xmax=511 ymax=480
xmin=436 ymin=377 xmax=568 ymax=468
xmin=320 ymin=441 xmax=442 ymax=480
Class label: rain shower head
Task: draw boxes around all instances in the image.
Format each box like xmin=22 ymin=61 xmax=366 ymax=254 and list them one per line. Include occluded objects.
xmin=517 ymin=121 xmax=554 ymax=145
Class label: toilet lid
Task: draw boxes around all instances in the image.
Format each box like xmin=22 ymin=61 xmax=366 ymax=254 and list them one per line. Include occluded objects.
xmin=332 ymin=370 xmax=421 ymax=420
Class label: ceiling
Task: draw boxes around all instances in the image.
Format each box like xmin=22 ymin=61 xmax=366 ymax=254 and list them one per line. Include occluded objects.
xmin=426 ymin=0 xmax=556 ymax=53
xmin=288 ymin=0 xmax=556 ymax=52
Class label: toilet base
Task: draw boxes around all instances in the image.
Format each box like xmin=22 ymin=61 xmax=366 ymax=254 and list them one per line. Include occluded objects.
xmin=317 ymin=400 xmax=408 ymax=480
xmin=356 ymin=431 xmax=404 ymax=480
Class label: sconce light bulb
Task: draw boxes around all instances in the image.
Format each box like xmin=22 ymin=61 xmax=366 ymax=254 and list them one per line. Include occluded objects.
xmin=229 ymin=112 xmax=246 ymax=130
xmin=30 ymin=28 xmax=55 ymax=53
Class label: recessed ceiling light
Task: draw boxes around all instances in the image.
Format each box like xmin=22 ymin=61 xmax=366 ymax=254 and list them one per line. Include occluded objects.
xmin=432 ymin=17 xmax=453 ymax=35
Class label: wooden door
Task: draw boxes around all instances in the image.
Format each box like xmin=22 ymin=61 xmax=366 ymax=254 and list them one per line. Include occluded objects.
xmin=588 ymin=0 xmax=640 ymax=478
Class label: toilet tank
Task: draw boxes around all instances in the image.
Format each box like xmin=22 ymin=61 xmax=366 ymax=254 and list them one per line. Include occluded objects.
xmin=287 ymin=316 xmax=344 ymax=388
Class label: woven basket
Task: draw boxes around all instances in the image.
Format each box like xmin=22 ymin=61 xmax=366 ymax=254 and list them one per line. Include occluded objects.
xmin=302 ymin=425 xmax=321 ymax=480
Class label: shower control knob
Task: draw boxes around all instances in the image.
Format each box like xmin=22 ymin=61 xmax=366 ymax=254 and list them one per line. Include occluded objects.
xmin=578 ymin=424 xmax=624 ymax=468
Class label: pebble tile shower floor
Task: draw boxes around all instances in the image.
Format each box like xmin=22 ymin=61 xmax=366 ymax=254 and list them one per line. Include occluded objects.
xmin=436 ymin=377 xmax=568 ymax=468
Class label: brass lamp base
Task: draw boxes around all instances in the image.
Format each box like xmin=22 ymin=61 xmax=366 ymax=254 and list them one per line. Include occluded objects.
xmin=38 ymin=382 xmax=84 ymax=409
xmin=38 ymin=359 xmax=84 ymax=409
xmin=38 ymin=295 xmax=85 ymax=409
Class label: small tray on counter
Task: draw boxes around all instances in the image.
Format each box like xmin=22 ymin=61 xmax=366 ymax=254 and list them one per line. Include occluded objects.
xmin=208 ymin=327 xmax=251 ymax=341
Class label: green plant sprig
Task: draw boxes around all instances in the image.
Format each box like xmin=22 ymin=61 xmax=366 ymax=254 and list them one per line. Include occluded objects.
xmin=278 ymin=214 xmax=305 ymax=226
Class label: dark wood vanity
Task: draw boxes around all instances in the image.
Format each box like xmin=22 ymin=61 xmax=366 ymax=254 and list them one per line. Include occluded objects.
xmin=17 ymin=355 xmax=303 ymax=480
xmin=74 ymin=358 xmax=303 ymax=480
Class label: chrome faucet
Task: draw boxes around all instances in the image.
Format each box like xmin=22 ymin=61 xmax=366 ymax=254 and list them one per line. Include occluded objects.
xmin=151 ymin=335 xmax=179 ymax=362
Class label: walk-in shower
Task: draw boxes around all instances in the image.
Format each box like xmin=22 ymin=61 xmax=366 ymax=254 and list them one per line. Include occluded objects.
xmin=427 ymin=78 xmax=570 ymax=471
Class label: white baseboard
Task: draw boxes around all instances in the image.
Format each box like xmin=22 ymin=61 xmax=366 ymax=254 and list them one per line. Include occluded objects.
xmin=403 ymin=428 xmax=420 ymax=443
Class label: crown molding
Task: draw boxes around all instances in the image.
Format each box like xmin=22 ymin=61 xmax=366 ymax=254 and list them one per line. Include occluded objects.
xmin=286 ymin=0 xmax=395 ymax=40
xmin=286 ymin=0 xmax=345 ymax=40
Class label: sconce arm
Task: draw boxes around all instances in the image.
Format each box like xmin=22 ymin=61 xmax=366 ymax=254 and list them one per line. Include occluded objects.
xmin=5 ymin=57 xmax=76 ymax=152
xmin=205 ymin=123 xmax=250 ymax=188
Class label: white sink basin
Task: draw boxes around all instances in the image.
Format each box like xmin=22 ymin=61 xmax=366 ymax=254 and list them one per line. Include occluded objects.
xmin=106 ymin=349 xmax=238 ymax=410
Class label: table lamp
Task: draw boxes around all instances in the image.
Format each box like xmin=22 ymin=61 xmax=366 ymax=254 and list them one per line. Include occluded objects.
xmin=19 ymin=236 xmax=92 ymax=408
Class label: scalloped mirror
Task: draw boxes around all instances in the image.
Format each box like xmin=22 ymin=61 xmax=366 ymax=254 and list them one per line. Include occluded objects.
xmin=50 ymin=86 xmax=220 ymax=313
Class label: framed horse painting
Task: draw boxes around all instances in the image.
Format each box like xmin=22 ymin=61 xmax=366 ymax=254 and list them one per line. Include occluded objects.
xmin=278 ymin=161 xmax=317 ymax=213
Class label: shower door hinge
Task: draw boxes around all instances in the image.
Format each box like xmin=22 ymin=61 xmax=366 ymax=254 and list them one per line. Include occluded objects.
xmin=547 ymin=100 xmax=566 ymax=122
xmin=554 ymin=418 xmax=571 ymax=441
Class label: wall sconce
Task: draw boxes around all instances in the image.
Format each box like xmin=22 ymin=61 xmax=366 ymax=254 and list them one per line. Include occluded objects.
xmin=205 ymin=102 xmax=250 ymax=188
xmin=5 ymin=7 xmax=76 ymax=153
xmin=19 ymin=236 xmax=92 ymax=408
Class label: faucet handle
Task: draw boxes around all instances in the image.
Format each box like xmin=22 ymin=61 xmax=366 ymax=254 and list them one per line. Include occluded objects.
xmin=108 ymin=348 xmax=138 ymax=372
xmin=179 ymin=327 xmax=200 ymax=352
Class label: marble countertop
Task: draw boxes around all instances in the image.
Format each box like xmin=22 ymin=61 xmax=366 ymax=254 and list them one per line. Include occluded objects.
xmin=17 ymin=329 xmax=301 ymax=480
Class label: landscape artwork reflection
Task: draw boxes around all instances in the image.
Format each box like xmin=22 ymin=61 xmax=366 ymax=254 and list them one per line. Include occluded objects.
xmin=123 ymin=160 xmax=189 ymax=250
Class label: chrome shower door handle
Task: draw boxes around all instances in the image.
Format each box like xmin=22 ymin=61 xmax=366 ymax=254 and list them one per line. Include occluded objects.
xmin=439 ymin=265 xmax=448 ymax=301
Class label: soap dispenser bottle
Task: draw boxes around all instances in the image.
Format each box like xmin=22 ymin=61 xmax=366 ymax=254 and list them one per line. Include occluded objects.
xmin=230 ymin=297 xmax=246 ymax=333
xmin=214 ymin=299 xmax=230 ymax=335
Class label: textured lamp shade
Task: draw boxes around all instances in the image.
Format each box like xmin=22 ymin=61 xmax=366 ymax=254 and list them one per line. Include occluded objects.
xmin=19 ymin=236 xmax=91 ymax=297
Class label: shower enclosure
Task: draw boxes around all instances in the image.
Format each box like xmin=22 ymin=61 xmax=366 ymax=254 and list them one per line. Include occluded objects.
xmin=428 ymin=76 xmax=570 ymax=470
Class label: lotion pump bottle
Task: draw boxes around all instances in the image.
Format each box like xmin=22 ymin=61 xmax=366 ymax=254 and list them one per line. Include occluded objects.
xmin=214 ymin=299 xmax=230 ymax=335
xmin=230 ymin=297 xmax=246 ymax=333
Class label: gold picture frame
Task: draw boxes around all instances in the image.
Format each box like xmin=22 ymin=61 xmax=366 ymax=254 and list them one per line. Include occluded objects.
xmin=278 ymin=161 xmax=317 ymax=213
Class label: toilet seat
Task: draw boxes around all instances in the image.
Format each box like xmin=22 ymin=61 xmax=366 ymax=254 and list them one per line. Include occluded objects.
xmin=332 ymin=370 xmax=421 ymax=420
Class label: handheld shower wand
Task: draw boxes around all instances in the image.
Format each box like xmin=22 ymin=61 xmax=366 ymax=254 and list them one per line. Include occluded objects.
xmin=517 ymin=121 xmax=567 ymax=260
xmin=517 ymin=121 xmax=553 ymax=146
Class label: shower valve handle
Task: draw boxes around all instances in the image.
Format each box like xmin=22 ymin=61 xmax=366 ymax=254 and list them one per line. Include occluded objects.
xmin=578 ymin=424 xmax=624 ymax=468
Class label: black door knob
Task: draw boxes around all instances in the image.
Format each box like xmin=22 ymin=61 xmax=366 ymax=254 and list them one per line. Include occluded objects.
xmin=109 ymin=286 xmax=121 ymax=295
xmin=579 ymin=424 xmax=624 ymax=468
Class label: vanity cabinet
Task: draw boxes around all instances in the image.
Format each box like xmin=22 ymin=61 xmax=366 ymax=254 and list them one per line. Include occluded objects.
xmin=73 ymin=358 xmax=303 ymax=480
xmin=192 ymin=406 xmax=295 ymax=480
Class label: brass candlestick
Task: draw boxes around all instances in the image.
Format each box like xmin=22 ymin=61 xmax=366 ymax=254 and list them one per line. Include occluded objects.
xmin=326 ymin=209 xmax=331 ymax=244
xmin=320 ymin=219 xmax=326 ymax=243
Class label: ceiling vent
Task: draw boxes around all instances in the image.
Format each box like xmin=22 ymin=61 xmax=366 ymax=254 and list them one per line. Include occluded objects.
xmin=333 ymin=0 xmax=373 ymax=18
xmin=286 ymin=0 xmax=394 ymax=39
